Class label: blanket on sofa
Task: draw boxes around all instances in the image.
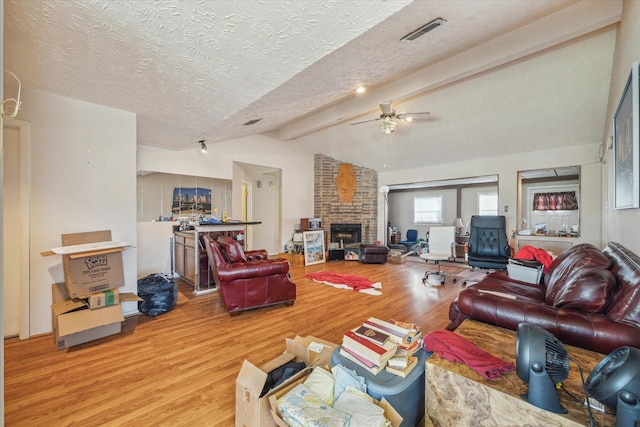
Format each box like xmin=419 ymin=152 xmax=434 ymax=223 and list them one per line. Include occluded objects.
xmin=513 ymin=245 xmax=554 ymax=273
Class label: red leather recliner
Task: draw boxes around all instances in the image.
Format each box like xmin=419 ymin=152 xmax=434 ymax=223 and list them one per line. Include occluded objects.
xmin=203 ymin=235 xmax=296 ymax=315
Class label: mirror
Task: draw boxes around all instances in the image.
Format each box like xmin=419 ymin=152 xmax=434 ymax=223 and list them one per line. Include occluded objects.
xmin=517 ymin=166 xmax=580 ymax=237
xmin=137 ymin=171 xmax=232 ymax=222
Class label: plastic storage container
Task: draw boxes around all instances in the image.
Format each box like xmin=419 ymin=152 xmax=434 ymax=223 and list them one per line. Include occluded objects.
xmin=331 ymin=346 xmax=426 ymax=426
xmin=507 ymin=259 xmax=543 ymax=284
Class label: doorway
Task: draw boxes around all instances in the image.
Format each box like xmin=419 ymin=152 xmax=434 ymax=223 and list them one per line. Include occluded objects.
xmin=3 ymin=119 xmax=30 ymax=339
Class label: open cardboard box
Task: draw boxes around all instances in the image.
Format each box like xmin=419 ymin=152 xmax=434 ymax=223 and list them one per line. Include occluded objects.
xmin=42 ymin=230 xmax=132 ymax=298
xmin=267 ymin=368 xmax=402 ymax=427
xmin=51 ymin=282 xmax=140 ymax=350
xmin=51 ymin=282 xmax=121 ymax=350
xmin=235 ymin=335 xmax=338 ymax=427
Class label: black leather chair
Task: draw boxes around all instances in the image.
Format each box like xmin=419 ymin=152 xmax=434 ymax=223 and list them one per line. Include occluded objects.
xmin=465 ymin=215 xmax=510 ymax=284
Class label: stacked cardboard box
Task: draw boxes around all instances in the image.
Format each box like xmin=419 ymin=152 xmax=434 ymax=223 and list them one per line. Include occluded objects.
xmin=44 ymin=230 xmax=139 ymax=350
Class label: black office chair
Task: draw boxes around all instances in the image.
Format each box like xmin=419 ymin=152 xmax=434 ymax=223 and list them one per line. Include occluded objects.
xmin=464 ymin=215 xmax=511 ymax=285
xmin=399 ymin=229 xmax=418 ymax=251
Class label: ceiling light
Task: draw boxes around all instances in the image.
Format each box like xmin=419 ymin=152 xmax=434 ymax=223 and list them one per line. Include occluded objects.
xmin=356 ymin=86 xmax=366 ymax=94
xmin=381 ymin=117 xmax=396 ymax=134
xmin=199 ymin=140 xmax=207 ymax=153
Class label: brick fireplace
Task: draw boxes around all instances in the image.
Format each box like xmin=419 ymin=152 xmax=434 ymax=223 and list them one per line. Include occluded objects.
xmin=314 ymin=154 xmax=378 ymax=244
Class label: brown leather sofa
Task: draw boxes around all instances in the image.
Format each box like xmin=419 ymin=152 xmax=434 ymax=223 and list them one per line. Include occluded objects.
xmin=447 ymin=242 xmax=640 ymax=354
xmin=203 ymin=235 xmax=296 ymax=315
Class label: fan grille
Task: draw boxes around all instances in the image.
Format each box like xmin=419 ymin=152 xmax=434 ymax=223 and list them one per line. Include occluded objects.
xmin=587 ymin=347 xmax=629 ymax=389
xmin=544 ymin=332 xmax=569 ymax=383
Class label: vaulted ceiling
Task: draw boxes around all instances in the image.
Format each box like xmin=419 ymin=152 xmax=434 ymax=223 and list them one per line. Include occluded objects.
xmin=4 ymin=0 xmax=621 ymax=171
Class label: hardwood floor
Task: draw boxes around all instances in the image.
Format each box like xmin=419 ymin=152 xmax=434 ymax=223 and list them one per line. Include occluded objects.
xmin=4 ymin=258 xmax=469 ymax=426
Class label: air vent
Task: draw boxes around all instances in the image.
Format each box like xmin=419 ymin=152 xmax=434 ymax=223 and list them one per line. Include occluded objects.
xmin=401 ymin=18 xmax=446 ymax=41
xmin=243 ymin=118 xmax=262 ymax=126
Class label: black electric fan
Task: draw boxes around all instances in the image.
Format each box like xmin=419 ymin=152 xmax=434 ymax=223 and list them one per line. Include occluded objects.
xmin=586 ymin=346 xmax=640 ymax=427
xmin=516 ymin=323 xmax=569 ymax=413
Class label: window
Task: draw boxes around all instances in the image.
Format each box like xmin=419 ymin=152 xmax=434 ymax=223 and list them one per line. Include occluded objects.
xmin=414 ymin=195 xmax=442 ymax=223
xmin=478 ymin=192 xmax=498 ymax=216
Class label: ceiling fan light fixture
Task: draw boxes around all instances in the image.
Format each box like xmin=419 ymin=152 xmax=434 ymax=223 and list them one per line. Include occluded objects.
xmin=381 ymin=117 xmax=396 ymax=134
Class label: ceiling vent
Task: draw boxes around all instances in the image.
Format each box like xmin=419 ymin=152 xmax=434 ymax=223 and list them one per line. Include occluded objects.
xmin=243 ymin=118 xmax=262 ymax=126
xmin=401 ymin=18 xmax=447 ymax=41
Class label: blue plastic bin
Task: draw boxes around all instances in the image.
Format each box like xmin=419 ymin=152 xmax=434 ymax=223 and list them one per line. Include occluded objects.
xmin=331 ymin=346 xmax=426 ymax=427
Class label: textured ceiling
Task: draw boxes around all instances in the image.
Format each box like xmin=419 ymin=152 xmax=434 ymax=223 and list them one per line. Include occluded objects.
xmin=4 ymin=0 xmax=621 ymax=171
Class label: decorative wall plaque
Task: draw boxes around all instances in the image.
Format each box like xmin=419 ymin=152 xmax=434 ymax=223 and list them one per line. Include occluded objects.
xmin=336 ymin=163 xmax=356 ymax=203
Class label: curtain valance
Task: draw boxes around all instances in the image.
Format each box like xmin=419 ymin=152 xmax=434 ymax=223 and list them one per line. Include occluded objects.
xmin=532 ymin=191 xmax=578 ymax=211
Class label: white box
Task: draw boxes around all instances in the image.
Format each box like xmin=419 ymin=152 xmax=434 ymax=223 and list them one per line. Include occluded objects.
xmin=507 ymin=261 xmax=542 ymax=284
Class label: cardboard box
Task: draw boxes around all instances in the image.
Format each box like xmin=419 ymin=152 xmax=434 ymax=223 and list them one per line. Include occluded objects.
xmin=42 ymin=230 xmax=131 ymax=298
xmin=235 ymin=335 xmax=338 ymax=427
xmin=387 ymin=250 xmax=409 ymax=264
xmin=85 ymin=289 xmax=141 ymax=310
xmin=87 ymin=289 xmax=120 ymax=309
xmin=51 ymin=283 xmax=124 ymax=350
xmin=267 ymin=369 xmax=402 ymax=427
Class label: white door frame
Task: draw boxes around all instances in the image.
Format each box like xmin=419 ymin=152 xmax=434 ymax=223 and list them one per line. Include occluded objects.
xmin=3 ymin=118 xmax=30 ymax=339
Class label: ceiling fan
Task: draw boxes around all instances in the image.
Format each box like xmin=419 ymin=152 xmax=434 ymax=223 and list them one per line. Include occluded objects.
xmin=351 ymin=101 xmax=430 ymax=134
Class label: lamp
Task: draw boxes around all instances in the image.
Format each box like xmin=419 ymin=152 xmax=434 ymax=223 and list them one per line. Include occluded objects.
xmin=452 ymin=217 xmax=465 ymax=235
xmin=199 ymin=140 xmax=207 ymax=153
xmin=380 ymin=186 xmax=390 ymax=246
xmin=380 ymin=117 xmax=396 ymax=134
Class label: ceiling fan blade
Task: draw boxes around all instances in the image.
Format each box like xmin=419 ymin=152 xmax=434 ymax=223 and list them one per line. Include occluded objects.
xmin=396 ymin=112 xmax=430 ymax=121
xmin=350 ymin=117 xmax=381 ymax=125
xmin=379 ymin=102 xmax=393 ymax=116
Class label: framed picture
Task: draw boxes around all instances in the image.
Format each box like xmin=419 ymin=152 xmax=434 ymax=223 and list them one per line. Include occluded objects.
xmin=303 ymin=230 xmax=326 ymax=266
xmin=614 ymin=62 xmax=639 ymax=209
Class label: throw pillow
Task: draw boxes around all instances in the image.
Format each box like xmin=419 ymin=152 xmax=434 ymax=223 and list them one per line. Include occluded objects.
xmin=551 ymin=267 xmax=616 ymax=313
xmin=217 ymin=236 xmax=247 ymax=263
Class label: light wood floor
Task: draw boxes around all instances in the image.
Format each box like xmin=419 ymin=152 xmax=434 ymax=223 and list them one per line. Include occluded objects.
xmin=4 ymin=258 xmax=470 ymax=426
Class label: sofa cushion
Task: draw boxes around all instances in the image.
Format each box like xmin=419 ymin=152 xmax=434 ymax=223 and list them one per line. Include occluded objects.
xmin=218 ymin=236 xmax=247 ymax=263
xmin=551 ymin=267 xmax=616 ymax=313
xmin=544 ymin=243 xmax=613 ymax=305
xmin=603 ymin=242 xmax=640 ymax=326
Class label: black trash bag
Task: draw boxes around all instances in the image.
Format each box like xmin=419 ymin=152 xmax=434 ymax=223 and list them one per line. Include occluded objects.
xmin=137 ymin=273 xmax=178 ymax=317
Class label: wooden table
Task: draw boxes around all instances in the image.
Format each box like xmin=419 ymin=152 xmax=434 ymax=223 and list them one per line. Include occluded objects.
xmin=425 ymin=320 xmax=616 ymax=427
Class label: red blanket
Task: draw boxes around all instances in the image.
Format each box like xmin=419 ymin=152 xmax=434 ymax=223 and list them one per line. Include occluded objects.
xmin=424 ymin=329 xmax=515 ymax=380
xmin=304 ymin=271 xmax=382 ymax=295
xmin=513 ymin=245 xmax=553 ymax=273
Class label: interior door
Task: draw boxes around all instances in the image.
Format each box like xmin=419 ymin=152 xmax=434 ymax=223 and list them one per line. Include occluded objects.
xmin=3 ymin=119 xmax=30 ymax=338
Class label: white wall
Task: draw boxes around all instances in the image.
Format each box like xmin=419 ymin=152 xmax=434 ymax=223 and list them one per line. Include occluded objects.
xmin=19 ymin=88 xmax=137 ymax=335
xmin=602 ymin=0 xmax=640 ymax=255
xmin=380 ymin=143 xmax=603 ymax=249
xmin=138 ymin=135 xmax=314 ymax=253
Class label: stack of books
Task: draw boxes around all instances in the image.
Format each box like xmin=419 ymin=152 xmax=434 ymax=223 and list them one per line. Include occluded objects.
xmin=363 ymin=317 xmax=422 ymax=346
xmin=340 ymin=317 xmax=423 ymax=376
xmin=340 ymin=324 xmax=397 ymax=375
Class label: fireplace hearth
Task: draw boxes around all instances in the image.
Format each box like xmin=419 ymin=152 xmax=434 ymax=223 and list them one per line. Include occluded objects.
xmin=330 ymin=223 xmax=362 ymax=248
